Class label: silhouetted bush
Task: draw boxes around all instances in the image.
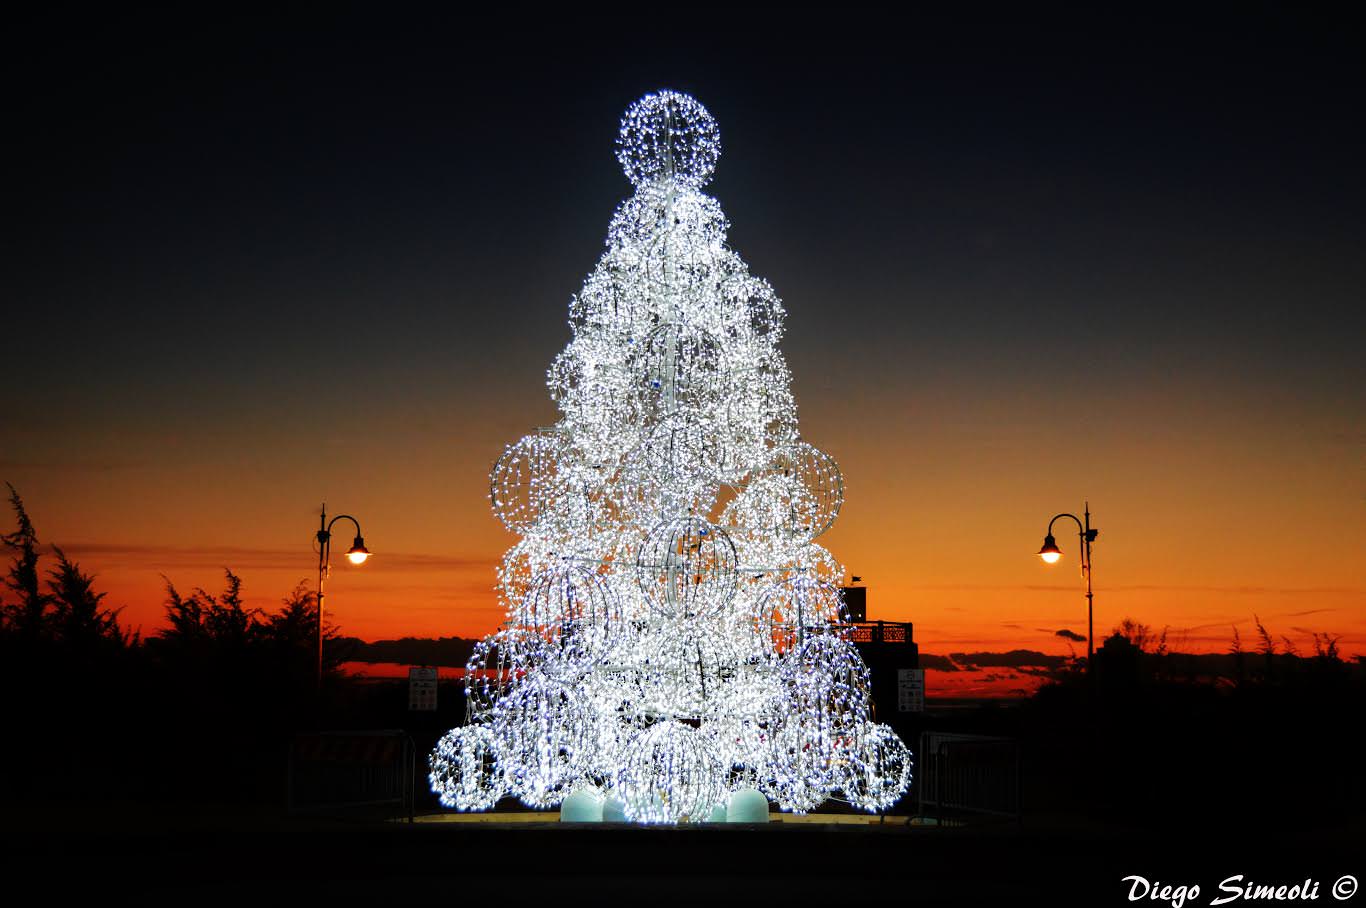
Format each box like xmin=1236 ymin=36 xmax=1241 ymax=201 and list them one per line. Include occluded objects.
xmin=1017 ymin=617 xmax=1365 ymax=826
xmin=0 ymin=486 xmax=376 ymax=805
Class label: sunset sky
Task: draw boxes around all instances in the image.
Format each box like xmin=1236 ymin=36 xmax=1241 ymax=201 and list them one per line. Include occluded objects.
xmin=6 ymin=8 xmax=1363 ymax=670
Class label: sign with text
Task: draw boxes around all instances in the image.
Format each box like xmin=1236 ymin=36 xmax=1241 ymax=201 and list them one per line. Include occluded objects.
xmin=408 ymin=666 xmax=438 ymax=711
xmin=897 ymin=668 xmax=925 ymax=712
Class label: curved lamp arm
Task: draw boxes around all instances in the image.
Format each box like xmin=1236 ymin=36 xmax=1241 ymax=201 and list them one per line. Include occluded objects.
xmin=318 ymin=513 xmax=369 ymax=566
xmin=1047 ymin=512 xmax=1085 ymax=538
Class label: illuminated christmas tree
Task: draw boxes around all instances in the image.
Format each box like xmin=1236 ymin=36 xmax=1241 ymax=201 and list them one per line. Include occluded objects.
xmin=429 ymin=90 xmax=911 ymax=822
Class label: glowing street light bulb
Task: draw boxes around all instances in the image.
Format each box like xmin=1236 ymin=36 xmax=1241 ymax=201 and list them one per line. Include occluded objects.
xmin=346 ymin=536 xmax=371 ymax=565
xmin=1037 ymin=534 xmax=1062 ymax=564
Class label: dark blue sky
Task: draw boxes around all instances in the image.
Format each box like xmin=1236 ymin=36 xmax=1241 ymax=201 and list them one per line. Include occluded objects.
xmin=13 ymin=6 xmax=1364 ymax=400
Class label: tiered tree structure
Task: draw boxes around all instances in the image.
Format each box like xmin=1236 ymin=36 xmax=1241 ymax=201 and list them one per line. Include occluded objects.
xmin=430 ymin=90 xmax=911 ymax=823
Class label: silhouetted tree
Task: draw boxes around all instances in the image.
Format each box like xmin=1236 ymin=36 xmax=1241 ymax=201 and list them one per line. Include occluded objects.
xmin=1312 ymin=632 xmax=1341 ymax=662
xmin=205 ymin=569 xmax=255 ymax=645
xmin=1093 ymin=631 xmax=1142 ymax=688
xmin=1308 ymin=632 xmax=1349 ymax=685
xmin=1229 ymin=624 xmax=1245 ymax=683
xmin=151 ymin=571 xmax=348 ymax=685
xmin=263 ymin=582 xmax=318 ymax=650
xmin=1253 ymin=613 xmax=1277 ymax=679
xmin=258 ymin=581 xmax=349 ymax=676
xmin=160 ymin=576 xmax=206 ymax=646
xmin=155 ymin=569 xmax=259 ymax=652
xmin=1 ymin=483 xmax=51 ymax=636
xmin=46 ymin=546 xmax=134 ymax=650
xmin=1112 ymin=617 xmax=1156 ymax=652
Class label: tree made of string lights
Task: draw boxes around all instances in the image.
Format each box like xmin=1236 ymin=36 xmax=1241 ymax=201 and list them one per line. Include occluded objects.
xmin=429 ymin=90 xmax=912 ymax=823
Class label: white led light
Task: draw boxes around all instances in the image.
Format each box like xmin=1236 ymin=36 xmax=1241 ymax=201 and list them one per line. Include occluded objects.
xmin=616 ymin=90 xmax=721 ymax=190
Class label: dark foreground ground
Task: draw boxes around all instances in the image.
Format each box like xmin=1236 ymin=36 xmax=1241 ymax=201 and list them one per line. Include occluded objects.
xmin=9 ymin=801 xmax=1361 ymax=906
xmin=7 ymin=658 xmax=1361 ymax=903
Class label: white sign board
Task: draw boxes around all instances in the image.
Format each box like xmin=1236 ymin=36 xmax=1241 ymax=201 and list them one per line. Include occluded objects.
xmin=408 ymin=666 xmax=438 ymax=711
xmin=897 ymin=668 xmax=925 ymax=713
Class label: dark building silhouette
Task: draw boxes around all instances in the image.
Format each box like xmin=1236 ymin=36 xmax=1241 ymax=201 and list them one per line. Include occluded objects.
xmin=842 ymin=583 xmax=920 ymax=725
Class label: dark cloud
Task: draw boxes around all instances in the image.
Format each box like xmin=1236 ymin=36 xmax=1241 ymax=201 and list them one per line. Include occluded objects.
xmin=1017 ymin=665 xmax=1066 ymax=677
xmin=948 ymin=650 xmax=1071 ymax=670
xmin=918 ymin=654 xmax=961 ymax=672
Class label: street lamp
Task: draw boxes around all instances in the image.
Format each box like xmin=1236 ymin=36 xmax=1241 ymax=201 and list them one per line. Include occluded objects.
xmin=316 ymin=503 xmax=369 ymax=688
xmin=1037 ymin=502 xmax=1098 ymax=670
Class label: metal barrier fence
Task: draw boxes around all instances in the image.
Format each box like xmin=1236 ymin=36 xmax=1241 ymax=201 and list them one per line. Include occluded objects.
xmin=916 ymin=731 xmax=1021 ymax=824
xmin=288 ymin=730 xmax=415 ymax=822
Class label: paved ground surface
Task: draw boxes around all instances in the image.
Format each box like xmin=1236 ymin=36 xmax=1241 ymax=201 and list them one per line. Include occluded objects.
xmin=11 ymin=802 xmax=1362 ymax=904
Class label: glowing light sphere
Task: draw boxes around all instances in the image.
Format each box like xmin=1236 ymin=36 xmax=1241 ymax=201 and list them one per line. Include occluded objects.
xmin=518 ymin=561 xmax=622 ymax=634
xmin=463 ymin=627 xmax=549 ymax=722
xmin=635 ymin=516 xmax=738 ymax=620
xmin=760 ymin=719 xmax=837 ymax=814
xmin=781 ymin=543 xmax=846 ymax=588
xmin=429 ymin=725 xmax=506 ymax=811
xmin=756 ymin=573 xmax=847 ymax=653
xmin=632 ymin=323 xmax=726 ymax=419
xmin=495 ymin=537 xmax=563 ymax=616
xmin=430 ymin=90 xmax=910 ymax=823
xmin=722 ymin=441 xmax=844 ymax=547
xmin=723 ymin=472 xmax=818 ymax=548
xmin=633 ymin=626 xmax=760 ymax=720
xmin=780 ymin=631 xmax=872 ymax=725
xmin=642 ymin=225 xmax=728 ymax=304
xmin=490 ymin=433 xmax=568 ymax=534
xmin=495 ymin=676 xmax=589 ymax=808
xmin=617 ymin=90 xmax=721 ymax=190
xmin=616 ymin=720 xmax=727 ymax=824
xmin=768 ymin=632 xmax=873 ymax=811
xmin=838 ymin=723 xmax=915 ymax=813
xmin=623 ymin=415 xmax=724 ymax=516
xmin=769 ymin=442 xmax=843 ymax=537
xmin=723 ymin=274 xmax=784 ymax=343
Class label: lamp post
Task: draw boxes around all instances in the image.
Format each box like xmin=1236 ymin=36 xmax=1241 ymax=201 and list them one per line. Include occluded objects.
xmin=1037 ymin=502 xmax=1098 ymax=671
xmin=316 ymin=503 xmax=369 ymax=689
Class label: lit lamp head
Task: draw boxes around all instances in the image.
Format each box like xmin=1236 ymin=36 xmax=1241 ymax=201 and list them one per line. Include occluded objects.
xmin=346 ymin=536 xmax=371 ymax=565
xmin=1037 ymin=534 xmax=1062 ymax=564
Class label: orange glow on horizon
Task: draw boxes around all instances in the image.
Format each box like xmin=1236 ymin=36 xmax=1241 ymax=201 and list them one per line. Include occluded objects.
xmin=5 ymin=320 xmax=1363 ymax=676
